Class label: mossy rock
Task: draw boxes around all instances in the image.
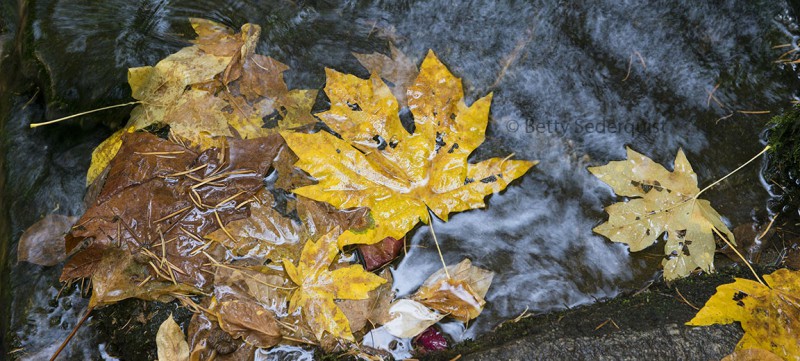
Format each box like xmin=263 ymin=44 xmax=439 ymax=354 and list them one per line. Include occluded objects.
xmin=765 ymin=107 xmax=800 ymax=213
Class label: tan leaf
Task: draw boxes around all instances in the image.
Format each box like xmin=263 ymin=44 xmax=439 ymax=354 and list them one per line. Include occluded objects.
xmin=157 ymin=314 xmax=190 ymax=361
xmin=412 ymin=259 xmax=494 ymax=322
xmin=589 ymin=147 xmax=735 ymax=280
xmin=383 ymin=299 xmax=444 ymax=338
xmin=216 ymin=299 xmax=282 ymax=348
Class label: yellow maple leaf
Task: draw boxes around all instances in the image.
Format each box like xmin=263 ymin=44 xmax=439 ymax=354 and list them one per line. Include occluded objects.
xmin=282 ymin=51 xmax=537 ymax=247
xmin=589 ymin=147 xmax=735 ymax=280
xmin=687 ymin=268 xmax=800 ymax=360
xmin=282 ymin=230 xmax=386 ymax=341
xmin=87 ymin=19 xmax=316 ymax=185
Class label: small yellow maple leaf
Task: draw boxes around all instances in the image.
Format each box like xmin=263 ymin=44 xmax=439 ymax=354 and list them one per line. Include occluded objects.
xmin=282 ymin=51 xmax=537 ymax=247
xmin=687 ymin=268 xmax=800 ymax=360
xmin=282 ymin=230 xmax=386 ymax=341
xmin=589 ymin=147 xmax=735 ymax=280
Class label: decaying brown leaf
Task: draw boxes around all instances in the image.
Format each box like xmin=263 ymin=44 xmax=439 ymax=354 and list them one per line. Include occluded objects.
xmin=216 ymin=298 xmax=282 ymax=348
xmin=17 ymin=214 xmax=77 ymax=266
xmin=337 ymin=269 xmax=395 ymax=333
xmin=63 ymin=131 xmax=281 ymax=301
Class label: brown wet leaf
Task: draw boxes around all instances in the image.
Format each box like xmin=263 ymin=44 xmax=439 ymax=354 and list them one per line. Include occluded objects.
xmin=206 ymin=191 xmax=369 ymax=264
xmin=413 ymin=259 xmax=494 ymax=322
xmin=156 ymin=314 xmax=190 ymax=361
xmin=17 ymin=214 xmax=77 ymax=266
xmin=187 ymin=311 xmax=255 ymax=361
xmin=63 ymin=131 xmax=281 ymax=295
xmin=358 ymin=236 xmax=404 ymax=271
xmin=216 ymin=298 xmax=282 ymax=348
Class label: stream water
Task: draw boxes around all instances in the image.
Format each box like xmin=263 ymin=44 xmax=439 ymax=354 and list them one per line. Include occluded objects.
xmin=2 ymin=0 xmax=800 ymax=359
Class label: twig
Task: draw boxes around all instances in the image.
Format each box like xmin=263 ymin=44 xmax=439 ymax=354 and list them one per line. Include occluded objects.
xmin=49 ymin=306 xmax=94 ymax=361
xmin=31 ymin=101 xmax=140 ymax=128
xmin=427 ymin=209 xmax=450 ymax=279
xmin=674 ymin=287 xmax=699 ymax=310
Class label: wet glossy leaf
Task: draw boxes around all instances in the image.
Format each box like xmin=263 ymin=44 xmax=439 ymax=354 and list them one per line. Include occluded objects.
xmin=383 ymin=299 xmax=444 ymax=338
xmin=413 ymin=258 xmax=493 ymax=322
xmin=87 ymin=19 xmax=316 ymax=180
xmin=17 ymin=214 xmax=77 ymax=266
xmin=283 ymin=230 xmax=387 ymax=341
xmin=86 ymin=127 xmax=132 ymax=186
xmin=187 ymin=311 xmax=255 ymax=361
xmin=687 ymin=268 xmax=800 ymax=360
xmin=156 ymin=314 xmax=190 ymax=361
xmin=63 ymin=132 xmax=281 ymax=296
xmin=358 ymin=236 xmax=404 ymax=271
xmin=216 ymin=299 xmax=282 ymax=348
xmin=589 ymin=147 xmax=735 ymax=280
xmin=337 ymin=269 xmax=395 ymax=333
xmin=283 ymin=51 xmax=536 ymax=247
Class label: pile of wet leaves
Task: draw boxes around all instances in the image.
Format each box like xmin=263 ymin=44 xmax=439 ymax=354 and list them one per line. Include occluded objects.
xmin=18 ymin=19 xmax=536 ymax=360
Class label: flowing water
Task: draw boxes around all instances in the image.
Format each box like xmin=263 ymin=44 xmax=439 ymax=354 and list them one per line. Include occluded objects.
xmin=2 ymin=0 xmax=799 ymax=359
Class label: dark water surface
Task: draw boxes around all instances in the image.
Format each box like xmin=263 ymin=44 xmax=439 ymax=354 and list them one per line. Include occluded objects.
xmin=2 ymin=0 xmax=799 ymax=359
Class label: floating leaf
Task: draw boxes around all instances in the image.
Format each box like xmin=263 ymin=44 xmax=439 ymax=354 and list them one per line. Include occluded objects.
xmin=383 ymin=299 xmax=444 ymax=338
xmin=687 ymin=268 xmax=800 ymax=360
xmin=283 ymin=51 xmax=536 ymax=247
xmin=589 ymin=147 xmax=735 ymax=280
xmin=337 ymin=269 xmax=395 ymax=333
xmin=17 ymin=214 xmax=77 ymax=266
xmin=157 ymin=314 xmax=191 ymax=361
xmin=413 ymin=258 xmax=494 ymax=322
xmin=283 ymin=230 xmax=387 ymax=341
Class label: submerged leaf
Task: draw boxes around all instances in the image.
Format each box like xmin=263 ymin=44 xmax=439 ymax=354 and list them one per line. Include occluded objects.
xmin=157 ymin=315 xmax=191 ymax=361
xmin=17 ymin=214 xmax=77 ymax=266
xmin=283 ymin=230 xmax=387 ymax=341
xmin=687 ymin=268 xmax=800 ymax=360
xmin=283 ymin=51 xmax=536 ymax=247
xmin=589 ymin=147 xmax=735 ymax=280
xmin=353 ymin=44 xmax=418 ymax=105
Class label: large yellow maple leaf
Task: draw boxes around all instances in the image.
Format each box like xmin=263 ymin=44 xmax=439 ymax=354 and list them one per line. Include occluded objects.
xmin=687 ymin=268 xmax=800 ymax=360
xmin=282 ymin=230 xmax=386 ymax=341
xmin=282 ymin=51 xmax=536 ymax=247
xmin=589 ymin=147 xmax=735 ymax=280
